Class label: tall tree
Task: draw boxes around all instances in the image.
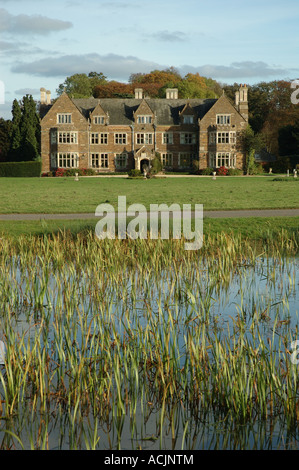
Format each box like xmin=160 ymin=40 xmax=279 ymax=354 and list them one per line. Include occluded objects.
xmin=278 ymin=124 xmax=299 ymax=156
xmin=56 ymin=72 xmax=107 ymax=98
xmin=0 ymin=118 xmax=13 ymax=162
xmin=242 ymin=125 xmax=263 ymax=175
xmin=9 ymin=99 xmax=22 ymax=161
xmin=20 ymin=95 xmax=40 ymax=161
xmin=8 ymin=95 xmax=40 ymax=161
xmin=94 ymin=81 xmax=134 ymax=98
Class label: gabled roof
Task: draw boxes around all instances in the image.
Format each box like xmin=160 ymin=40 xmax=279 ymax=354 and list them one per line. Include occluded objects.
xmin=133 ymin=98 xmax=155 ymax=118
xmin=90 ymin=100 xmax=108 ymax=118
xmin=41 ymin=95 xmax=218 ymax=126
xmin=179 ymin=101 xmax=197 ymax=116
xmin=202 ymin=92 xmax=246 ymax=122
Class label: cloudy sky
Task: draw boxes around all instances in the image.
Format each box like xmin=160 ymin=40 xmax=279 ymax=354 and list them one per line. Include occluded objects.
xmin=1 ymin=0 xmax=299 ymax=119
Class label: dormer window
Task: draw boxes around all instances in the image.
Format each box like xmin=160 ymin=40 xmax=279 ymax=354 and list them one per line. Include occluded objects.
xmin=137 ymin=115 xmax=152 ymax=124
xmin=94 ymin=116 xmax=105 ymax=124
xmin=183 ymin=115 xmax=194 ymax=124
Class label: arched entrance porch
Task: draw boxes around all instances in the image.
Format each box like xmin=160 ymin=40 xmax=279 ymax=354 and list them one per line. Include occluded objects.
xmin=134 ymin=147 xmax=155 ymax=171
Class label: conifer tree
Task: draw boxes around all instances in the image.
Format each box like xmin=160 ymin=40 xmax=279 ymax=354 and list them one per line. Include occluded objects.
xmin=9 ymin=99 xmax=22 ymax=161
xmin=0 ymin=118 xmax=13 ymax=161
xmin=20 ymin=95 xmax=40 ymax=161
xmin=8 ymin=95 xmax=40 ymax=161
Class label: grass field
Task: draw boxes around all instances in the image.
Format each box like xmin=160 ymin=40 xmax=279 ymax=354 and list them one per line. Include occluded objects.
xmin=1 ymin=216 xmax=299 ymax=240
xmin=0 ymin=176 xmax=299 ymax=214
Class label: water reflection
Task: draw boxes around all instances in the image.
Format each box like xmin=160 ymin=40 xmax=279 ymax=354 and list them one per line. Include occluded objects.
xmin=0 ymin=255 xmax=298 ymax=450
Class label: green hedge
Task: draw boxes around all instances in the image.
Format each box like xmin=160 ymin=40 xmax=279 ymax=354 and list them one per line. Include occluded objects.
xmin=0 ymin=161 xmax=42 ymax=177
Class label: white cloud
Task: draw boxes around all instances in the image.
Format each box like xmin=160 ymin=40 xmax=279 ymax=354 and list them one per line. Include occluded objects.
xmin=179 ymin=61 xmax=294 ymax=79
xmin=10 ymin=54 xmax=297 ymax=84
xmin=15 ymin=88 xmax=41 ymax=96
xmin=11 ymin=53 xmax=165 ymax=80
xmin=0 ymin=8 xmax=72 ymax=35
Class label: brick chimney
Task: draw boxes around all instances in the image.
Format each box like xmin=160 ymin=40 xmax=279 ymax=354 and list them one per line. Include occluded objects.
xmin=236 ymin=84 xmax=248 ymax=121
xmin=40 ymin=87 xmax=46 ymax=104
xmin=166 ymin=88 xmax=178 ymax=99
xmin=135 ymin=88 xmax=143 ymax=99
xmin=46 ymin=90 xmax=51 ymax=105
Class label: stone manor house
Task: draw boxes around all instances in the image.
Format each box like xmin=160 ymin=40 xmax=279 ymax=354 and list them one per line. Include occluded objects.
xmin=40 ymin=85 xmax=248 ymax=174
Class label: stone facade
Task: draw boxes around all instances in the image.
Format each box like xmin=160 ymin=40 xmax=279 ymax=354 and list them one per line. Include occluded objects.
xmin=40 ymin=85 xmax=248 ymax=174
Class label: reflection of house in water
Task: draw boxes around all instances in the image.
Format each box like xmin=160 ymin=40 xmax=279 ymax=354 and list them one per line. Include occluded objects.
xmin=40 ymin=85 xmax=249 ymax=174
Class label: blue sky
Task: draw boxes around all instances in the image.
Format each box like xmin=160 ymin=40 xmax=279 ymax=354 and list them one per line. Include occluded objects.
xmin=1 ymin=0 xmax=299 ymax=119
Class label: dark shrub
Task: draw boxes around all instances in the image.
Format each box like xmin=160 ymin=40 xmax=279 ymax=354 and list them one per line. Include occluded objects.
xmin=0 ymin=161 xmax=41 ymax=177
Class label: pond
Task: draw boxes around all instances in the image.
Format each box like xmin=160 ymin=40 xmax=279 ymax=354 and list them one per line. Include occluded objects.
xmin=0 ymin=240 xmax=298 ymax=450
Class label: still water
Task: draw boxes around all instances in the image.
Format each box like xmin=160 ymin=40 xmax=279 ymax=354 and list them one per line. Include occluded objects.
xmin=0 ymin=255 xmax=298 ymax=450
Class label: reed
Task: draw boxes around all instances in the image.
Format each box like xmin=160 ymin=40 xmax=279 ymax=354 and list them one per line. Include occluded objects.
xmin=0 ymin=228 xmax=298 ymax=449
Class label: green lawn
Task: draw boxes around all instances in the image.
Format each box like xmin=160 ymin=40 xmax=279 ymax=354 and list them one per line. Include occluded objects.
xmin=1 ymin=216 xmax=298 ymax=240
xmin=0 ymin=176 xmax=299 ymax=214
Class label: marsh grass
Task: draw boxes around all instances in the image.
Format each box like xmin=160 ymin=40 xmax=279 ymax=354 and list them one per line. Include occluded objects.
xmin=0 ymin=229 xmax=298 ymax=449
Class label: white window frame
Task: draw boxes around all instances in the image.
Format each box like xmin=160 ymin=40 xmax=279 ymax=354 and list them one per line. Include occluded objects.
xmin=136 ymin=133 xmax=153 ymax=145
xmin=163 ymin=132 xmax=173 ymax=145
xmin=57 ymin=113 xmax=72 ymax=124
xmin=209 ymin=152 xmax=236 ymax=168
xmin=57 ymin=153 xmax=79 ymax=168
xmin=180 ymin=133 xmax=196 ymax=145
xmin=94 ymin=116 xmax=105 ymax=124
xmin=58 ymin=132 xmax=78 ymax=144
xmin=100 ymin=133 xmax=108 ymax=145
xmin=161 ymin=153 xmax=173 ymax=167
xmin=217 ymin=132 xmax=236 ymax=144
xmin=137 ymin=115 xmax=152 ymax=124
xmin=114 ymin=133 xmax=127 ymax=145
xmin=115 ymin=153 xmax=128 ymax=169
xmin=217 ymin=132 xmax=229 ymax=144
xmin=91 ymin=153 xmax=109 ymax=169
xmin=90 ymin=133 xmax=99 ymax=144
xmin=216 ymin=114 xmax=231 ymax=125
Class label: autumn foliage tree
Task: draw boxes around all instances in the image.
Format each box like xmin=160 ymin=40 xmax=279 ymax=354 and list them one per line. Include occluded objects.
xmin=93 ymin=81 xmax=134 ymax=98
xmin=224 ymin=80 xmax=299 ymax=157
xmin=129 ymin=68 xmax=221 ymax=99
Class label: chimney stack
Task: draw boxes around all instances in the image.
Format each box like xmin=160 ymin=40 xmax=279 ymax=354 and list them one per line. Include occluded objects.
xmin=236 ymin=84 xmax=248 ymax=121
xmin=166 ymin=88 xmax=178 ymax=99
xmin=40 ymin=87 xmax=46 ymax=105
xmin=135 ymin=88 xmax=143 ymax=99
xmin=46 ymin=90 xmax=51 ymax=105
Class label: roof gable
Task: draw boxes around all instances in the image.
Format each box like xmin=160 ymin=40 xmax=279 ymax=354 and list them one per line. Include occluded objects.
xmin=200 ymin=92 xmax=245 ymax=123
xmin=133 ymin=99 xmax=155 ymax=119
xmin=179 ymin=102 xmax=196 ymax=116
xmin=41 ymin=92 xmax=88 ymax=123
xmin=41 ymin=94 xmax=219 ymax=126
xmin=90 ymin=101 xmax=108 ymax=118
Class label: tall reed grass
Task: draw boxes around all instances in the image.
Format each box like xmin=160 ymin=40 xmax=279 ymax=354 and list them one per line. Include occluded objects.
xmin=0 ymin=228 xmax=298 ymax=449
